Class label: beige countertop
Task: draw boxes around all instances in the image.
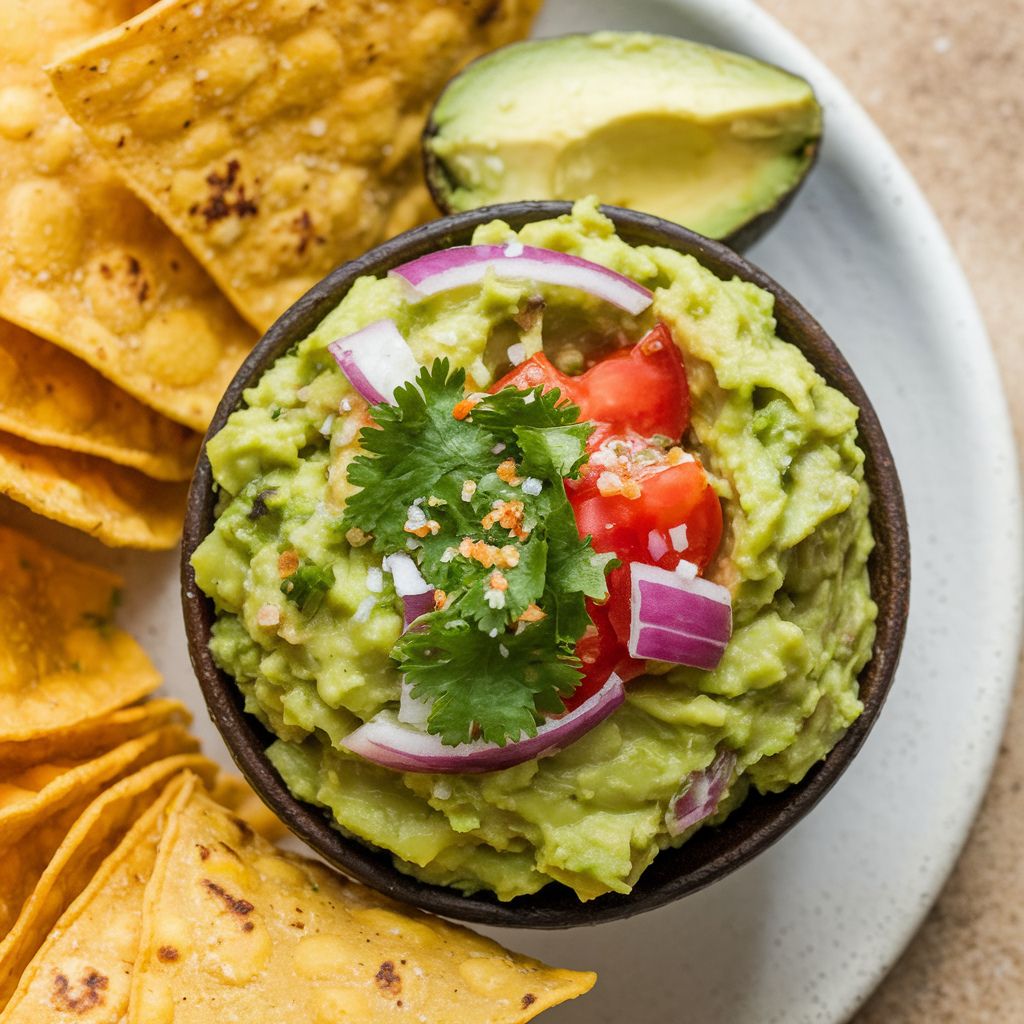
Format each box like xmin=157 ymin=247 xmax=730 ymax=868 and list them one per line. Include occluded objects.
xmin=758 ymin=1 xmax=1024 ymax=1019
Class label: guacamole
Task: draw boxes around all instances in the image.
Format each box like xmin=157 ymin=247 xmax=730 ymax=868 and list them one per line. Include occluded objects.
xmin=192 ymin=199 xmax=876 ymax=902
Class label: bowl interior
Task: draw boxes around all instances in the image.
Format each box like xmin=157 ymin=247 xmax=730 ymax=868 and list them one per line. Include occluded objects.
xmin=182 ymin=202 xmax=909 ymax=929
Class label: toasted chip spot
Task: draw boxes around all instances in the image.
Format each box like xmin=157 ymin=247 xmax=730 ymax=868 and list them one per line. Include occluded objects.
xmin=137 ymin=74 xmax=195 ymax=136
xmin=0 ymin=84 xmax=44 ymax=139
xmin=374 ymin=960 xmax=402 ymax=997
xmin=50 ymin=968 xmax=109 ymax=1013
xmin=201 ymin=35 xmax=270 ymax=101
xmin=201 ymin=877 xmax=254 ymax=916
xmin=458 ymin=955 xmax=525 ymax=996
xmin=293 ymin=934 xmax=363 ymax=979
xmin=3 ymin=179 xmax=84 ymax=273
xmin=312 ymin=987 xmax=372 ymax=1023
xmin=139 ymin=308 xmax=223 ymax=386
xmin=157 ymin=945 xmax=180 ymax=963
xmin=522 ymin=992 xmax=538 ymax=1008
xmin=84 ymin=250 xmax=155 ymax=334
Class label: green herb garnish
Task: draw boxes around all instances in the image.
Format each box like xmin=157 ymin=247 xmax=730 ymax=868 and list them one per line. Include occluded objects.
xmin=341 ymin=359 xmax=613 ymax=746
xmin=280 ymin=562 xmax=333 ymax=617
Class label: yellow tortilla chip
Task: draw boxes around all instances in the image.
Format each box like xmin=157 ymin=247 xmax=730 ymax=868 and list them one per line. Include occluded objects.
xmin=0 ymin=723 xmax=197 ymax=849
xmin=0 ymin=430 xmax=186 ymax=549
xmin=0 ymin=319 xmax=200 ymax=482
xmin=0 ymin=698 xmax=190 ymax=776
xmin=0 ymin=773 xmax=195 ymax=1023
xmin=0 ymin=756 xmax=216 ymax=1007
xmin=0 ymin=527 xmax=161 ymax=742
xmin=210 ymin=772 xmax=289 ymax=843
xmin=128 ymin=789 xmax=595 ymax=1024
xmin=48 ymin=0 xmax=543 ymax=331
xmin=0 ymin=0 xmax=256 ymax=430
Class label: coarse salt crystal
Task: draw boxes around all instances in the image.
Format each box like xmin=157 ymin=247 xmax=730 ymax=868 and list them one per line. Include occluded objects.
xmin=256 ymin=604 xmax=280 ymax=627
xmin=319 ymin=414 xmax=335 ymax=436
xmin=365 ymin=567 xmax=384 ymax=593
xmin=521 ymin=477 xmax=542 ymax=496
xmin=492 ymin=442 xmax=506 ymax=455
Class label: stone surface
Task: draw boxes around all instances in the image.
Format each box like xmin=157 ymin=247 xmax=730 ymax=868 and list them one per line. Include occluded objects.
xmin=759 ymin=1 xmax=1024 ymax=1020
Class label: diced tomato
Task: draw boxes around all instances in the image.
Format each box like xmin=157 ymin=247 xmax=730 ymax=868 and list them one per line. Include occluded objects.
xmin=564 ymin=600 xmax=648 ymax=712
xmin=490 ymin=322 xmax=720 ymax=709
xmin=569 ymin=324 xmax=690 ymax=439
xmin=491 ymin=352 xmax=569 ymax=399
xmin=491 ymin=323 xmax=690 ymax=442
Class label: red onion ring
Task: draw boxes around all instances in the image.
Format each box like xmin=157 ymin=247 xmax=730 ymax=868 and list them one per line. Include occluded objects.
xmin=341 ymin=672 xmax=625 ymax=774
xmin=391 ymin=244 xmax=653 ymax=315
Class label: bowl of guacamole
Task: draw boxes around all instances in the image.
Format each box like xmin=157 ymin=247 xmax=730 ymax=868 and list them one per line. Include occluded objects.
xmin=183 ymin=199 xmax=909 ymax=928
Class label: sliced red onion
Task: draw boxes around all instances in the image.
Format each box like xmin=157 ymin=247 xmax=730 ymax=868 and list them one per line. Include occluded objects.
xmin=390 ymin=244 xmax=653 ymax=316
xmin=398 ymin=680 xmax=432 ymax=727
xmin=628 ymin=562 xmax=731 ymax=670
xmin=382 ymin=552 xmax=434 ymax=629
xmin=341 ymin=672 xmax=625 ymax=774
xmin=630 ymin=626 xmax=727 ymax=669
xmin=327 ymin=319 xmax=420 ymax=405
xmin=667 ymin=749 xmax=737 ymax=836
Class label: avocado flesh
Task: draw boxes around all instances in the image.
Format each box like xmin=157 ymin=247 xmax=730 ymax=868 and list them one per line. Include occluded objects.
xmin=426 ymin=32 xmax=822 ymax=240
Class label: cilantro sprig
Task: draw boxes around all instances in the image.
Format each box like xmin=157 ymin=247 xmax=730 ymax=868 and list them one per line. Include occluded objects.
xmin=341 ymin=359 xmax=614 ymax=746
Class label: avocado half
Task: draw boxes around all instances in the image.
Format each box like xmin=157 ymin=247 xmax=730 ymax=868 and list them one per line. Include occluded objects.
xmin=423 ymin=32 xmax=823 ymax=250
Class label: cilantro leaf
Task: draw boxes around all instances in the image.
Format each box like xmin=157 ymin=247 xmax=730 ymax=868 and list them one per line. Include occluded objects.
xmin=459 ymin=537 xmax=547 ymax=633
xmin=515 ymin=423 xmax=592 ymax=479
xmin=471 ymin=385 xmax=581 ymax=431
xmin=281 ymin=562 xmax=333 ymax=616
xmin=394 ymin=612 xmax=580 ymax=746
xmin=341 ymin=360 xmax=495 ymax=550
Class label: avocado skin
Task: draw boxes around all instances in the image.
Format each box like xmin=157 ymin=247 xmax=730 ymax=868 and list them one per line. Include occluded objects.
xmin=421 ymin=33 xmax=823 ymax=253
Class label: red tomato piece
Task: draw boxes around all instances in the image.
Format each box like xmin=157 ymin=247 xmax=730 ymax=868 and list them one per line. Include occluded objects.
xmin=570 ymin=324 xmax=690 ymax=439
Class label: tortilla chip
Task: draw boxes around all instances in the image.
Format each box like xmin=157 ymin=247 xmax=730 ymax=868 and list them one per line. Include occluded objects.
xmin=0 ymin=527 xmax=161 ymax=742
xmin=0 ymin=756 xmax=217 ymax=1007
xmin=0 ymin=431 xmax=186 ymax=549
xmin=128 ymin=789 xmax=595 ymax=1024
xmin=0 ymin=723 xmax=197 ymax=849
xmin=0 ymin=0 xmax=256 ymax=431
xmin=0 ymin=319 xmax=200 ymax=482
xmin=210 ymin=773 xmax=289 ymax=843
xmin=0 ymin=773 xmax=195 ymax=1022
xmin=0 ymin=699 xmax=190 ymax=776
xmin=48 ymin=0 xmax=543 ymax=331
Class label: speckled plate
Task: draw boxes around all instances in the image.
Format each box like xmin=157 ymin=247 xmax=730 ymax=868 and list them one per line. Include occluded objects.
xmin=5 ymin=0 xmax=1019 ymax=1021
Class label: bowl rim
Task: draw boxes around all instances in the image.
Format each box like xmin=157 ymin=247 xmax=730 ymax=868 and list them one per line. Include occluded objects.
xmin=181 ymin=201 xmax=910 ymax=929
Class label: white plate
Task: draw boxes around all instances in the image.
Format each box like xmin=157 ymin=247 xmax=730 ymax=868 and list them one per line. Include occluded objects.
xmin=4 ymin=0 xmax=1020 ymax=1021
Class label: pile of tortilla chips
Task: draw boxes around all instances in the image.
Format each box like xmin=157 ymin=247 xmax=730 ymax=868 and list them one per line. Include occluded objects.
xmin=0 ymin=0 xmax=540 ymax=548
xmin=0 ymin=525 xmax=594 ymax=1022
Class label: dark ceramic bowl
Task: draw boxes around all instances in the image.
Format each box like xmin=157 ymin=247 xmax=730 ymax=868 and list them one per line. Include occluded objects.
xmin=182 ymin=202 xmax=909 ymax=929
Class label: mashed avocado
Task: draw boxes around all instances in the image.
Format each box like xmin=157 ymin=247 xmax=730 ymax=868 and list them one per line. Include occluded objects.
xmin=192 ymin=199 xmax=876 ymax=902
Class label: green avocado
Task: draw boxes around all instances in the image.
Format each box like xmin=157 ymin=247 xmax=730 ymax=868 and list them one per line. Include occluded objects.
xmin=424 ymin=32 xmax=822 ymax=247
